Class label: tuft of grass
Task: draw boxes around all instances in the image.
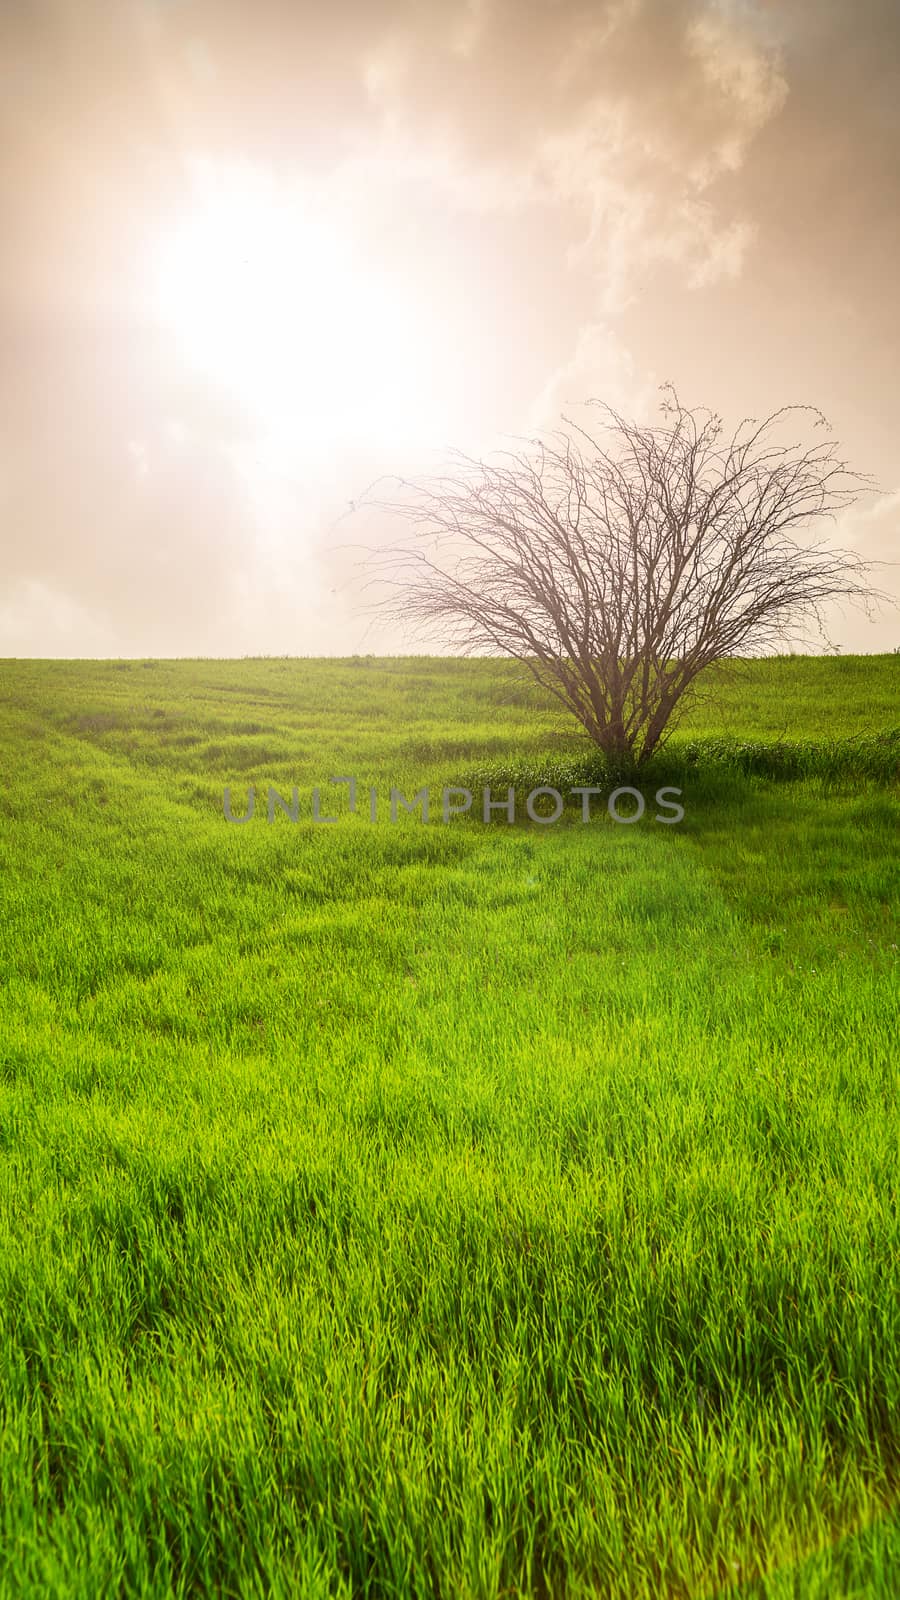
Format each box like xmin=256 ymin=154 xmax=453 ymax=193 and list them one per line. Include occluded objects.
xmin=455 ymin=728 xmax=900 ymax=825
xmin=675 ymin=728 xmax=900 ymax=785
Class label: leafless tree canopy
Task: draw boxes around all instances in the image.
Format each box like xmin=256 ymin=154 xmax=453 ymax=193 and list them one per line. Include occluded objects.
xmin=357 ymin=389 xmax=881 ymax=765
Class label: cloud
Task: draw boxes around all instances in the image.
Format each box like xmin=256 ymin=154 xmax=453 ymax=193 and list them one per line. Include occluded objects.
xmin=1 ymin=0 xmax=898 ymax=652
xmin=354 ymin=0 xmax=790 ymax=300
xmin=528 ymin=321 xmax=651 ymax=430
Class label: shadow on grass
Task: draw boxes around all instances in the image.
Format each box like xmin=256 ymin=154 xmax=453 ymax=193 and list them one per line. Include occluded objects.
xmin=454 ymin=728 xmax=900 ymax=803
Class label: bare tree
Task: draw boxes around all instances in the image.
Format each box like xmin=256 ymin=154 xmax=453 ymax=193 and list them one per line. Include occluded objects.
xmin=356 ymin=389 xmax=883 ymax=767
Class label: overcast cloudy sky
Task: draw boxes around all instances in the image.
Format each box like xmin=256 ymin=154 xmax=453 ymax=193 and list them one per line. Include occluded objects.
xmin=1 ymin=0 xmax=897 ymax=656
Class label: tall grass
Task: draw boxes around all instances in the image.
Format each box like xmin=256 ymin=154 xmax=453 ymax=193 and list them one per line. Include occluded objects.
xmin=0 ymin=655 xmax=897 ymax=1598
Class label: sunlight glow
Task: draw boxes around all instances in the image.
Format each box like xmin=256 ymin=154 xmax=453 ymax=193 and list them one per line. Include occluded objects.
xmin=150 ymin=161 xmax=451 ymax=451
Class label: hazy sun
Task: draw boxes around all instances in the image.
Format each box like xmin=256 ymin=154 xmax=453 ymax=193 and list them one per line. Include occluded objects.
xmin=150 ymin=161 xmax=449 ymax=450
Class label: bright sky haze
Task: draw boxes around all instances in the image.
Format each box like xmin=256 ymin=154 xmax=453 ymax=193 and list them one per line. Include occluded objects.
xmin=1 ymin=0 xmax=898 ymax=656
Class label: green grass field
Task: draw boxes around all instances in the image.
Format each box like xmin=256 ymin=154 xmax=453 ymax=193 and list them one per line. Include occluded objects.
xmin=1 ymin=654 xmax=898 ymax=1599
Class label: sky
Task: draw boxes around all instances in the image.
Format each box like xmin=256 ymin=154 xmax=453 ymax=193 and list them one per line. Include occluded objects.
xmin=0 ymin=0 xmax=898 ymax=657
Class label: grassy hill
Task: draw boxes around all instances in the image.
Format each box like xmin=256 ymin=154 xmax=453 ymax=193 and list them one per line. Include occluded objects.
xmin=0 ymin=655 xmax=898 ymax=1598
